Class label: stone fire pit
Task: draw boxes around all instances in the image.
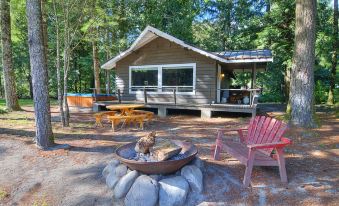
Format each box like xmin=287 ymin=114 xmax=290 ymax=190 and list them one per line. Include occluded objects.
xmin=115 ymin=140 xmax=198 ymax=174
xmin=103 ymin=133 xmax=204 ymax=206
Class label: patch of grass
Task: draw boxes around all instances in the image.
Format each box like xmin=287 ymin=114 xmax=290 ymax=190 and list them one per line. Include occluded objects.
xmin=32 ymin=199 xmax=48 ymax=206
xmin=0 ymin=98 xmax=58 ymax=109
xmin=0 ymin=108 xmax=8 ymax=114
xmin=0 ymin=188 xmax=9 ymax=201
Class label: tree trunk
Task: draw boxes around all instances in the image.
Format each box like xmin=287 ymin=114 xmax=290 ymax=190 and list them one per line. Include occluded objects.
xmin=40 ymin=0 xmax=48 ymax=63
xmin=92 ymin=39 xmax=101 ymax=94
xmin=327 ymin=0 xmax=338 ymax=105
xmin=0 ymin=72 xmax=3 ymax=98
xmin=26 ymin=0 xmax=54 ymax=148
xmin=63 ymin=48 xmax=70 ymax=126
xmin=62 ymin=0 xmax=70 ymax=127
xmin=0 ymin=0 xmax=20 ymax=111
xmin=105 ymin=70 xmax=110 ymax=94
xmin=289 ymin=0 xmax=316 ymax=128
xmin=27 ymin=73 xmax=33 ymax=99
xmin=52 ymin=0 xmax=66 ymax=126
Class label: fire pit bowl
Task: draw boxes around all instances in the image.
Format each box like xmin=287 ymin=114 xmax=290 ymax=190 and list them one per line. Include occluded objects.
xmin=115 ymin=140 xmax=198 ymax=174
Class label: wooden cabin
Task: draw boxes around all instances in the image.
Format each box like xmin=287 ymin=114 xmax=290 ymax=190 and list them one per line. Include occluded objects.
xmin=100 ymin=26 xmax=273 ymax=118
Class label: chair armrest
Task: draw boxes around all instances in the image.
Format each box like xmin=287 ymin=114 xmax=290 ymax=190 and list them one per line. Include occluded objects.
xmin=218 ymin=128 xmax=247 ymax=133
xmin=247 ymin=141 xmax=290 ymax=150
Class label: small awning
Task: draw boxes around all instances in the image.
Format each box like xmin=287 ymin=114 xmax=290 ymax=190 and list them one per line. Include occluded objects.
xmin=214 ymin=50 xmax=272 ymax=61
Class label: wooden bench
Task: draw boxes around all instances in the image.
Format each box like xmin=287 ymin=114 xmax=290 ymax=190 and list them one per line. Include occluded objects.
xmin=93 ymin=111 xmax=117 ymax=127
xmin=131 ymin=110 xmax=154 ymax=122
xmin=213 ymin=116 xmax=292 ymax=187
xmin=108 ymin=114 xmax=147 ymax=132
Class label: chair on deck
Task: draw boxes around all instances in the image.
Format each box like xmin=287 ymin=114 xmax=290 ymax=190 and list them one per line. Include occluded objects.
xmin=213 ymin=116 xmax=292 ymax=187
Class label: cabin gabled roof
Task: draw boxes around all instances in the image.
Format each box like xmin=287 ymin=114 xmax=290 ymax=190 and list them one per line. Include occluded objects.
xmin=101 ymin=26 xmax=273 ymax=69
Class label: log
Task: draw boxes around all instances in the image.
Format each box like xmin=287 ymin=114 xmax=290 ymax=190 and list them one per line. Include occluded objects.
xmin=135 ymin=131 xmax=156 ymax=153
xmin=150 ymin=138 xmax=182 ymax=161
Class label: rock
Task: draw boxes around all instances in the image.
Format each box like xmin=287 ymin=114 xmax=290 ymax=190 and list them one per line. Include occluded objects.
xmin=181 ymin=165 xmax=203 ymax=193
xmin=150 ymin=138 xmax=182 ymax=161
xmin=106 ymin=172 xmax=120 ymax=189
xmin=159 ymin=176 xmax=189 ymax=206
xmin=135 ymin=131 xmax=157 ymax=153
xmin=190 ymin=157 xmax=205 ymax=171
xmin=115 ymin=164 xmax=128 ymax=177
xmin=110 ymin=159 xmax=120 ymax=166
xmin=114 ymin=170 xmax=139 ymax=199
xmin=125 ymin=175 xmax=159 ymax=206
xmin=102 ymin=159 xmax=120 ymax=178
xmin=149 ymin=174 xmax=161 ymax=181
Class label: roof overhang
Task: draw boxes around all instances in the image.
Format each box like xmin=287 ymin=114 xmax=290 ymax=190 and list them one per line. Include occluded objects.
xmin=101 ymin=26 xmax=273 ymax=70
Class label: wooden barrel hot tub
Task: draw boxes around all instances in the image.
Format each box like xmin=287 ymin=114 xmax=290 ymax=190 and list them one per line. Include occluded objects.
xmin=67 ymin=93 xmax=116 ymax=107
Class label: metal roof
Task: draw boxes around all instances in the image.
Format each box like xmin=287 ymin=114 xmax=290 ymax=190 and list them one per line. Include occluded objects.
xmin=214 ymin=49 xmax=272 ymax=61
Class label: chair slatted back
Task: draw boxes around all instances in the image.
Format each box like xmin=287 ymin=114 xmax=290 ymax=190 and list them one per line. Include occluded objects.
xmin=245 ymin=116 xmax=287 ymax=156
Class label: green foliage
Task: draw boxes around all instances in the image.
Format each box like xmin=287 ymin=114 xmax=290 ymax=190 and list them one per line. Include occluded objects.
xmin=0 ymin=0 xmax=336 ymax=105
xmin=0 ymin=188 xmax=8 ymax=201
xmin=231 ymin=72 xmax=251 ymax=87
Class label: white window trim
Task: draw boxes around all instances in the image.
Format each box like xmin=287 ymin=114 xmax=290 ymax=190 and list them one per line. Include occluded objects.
xmin=129 ymin=63 xmax=196 ymax=95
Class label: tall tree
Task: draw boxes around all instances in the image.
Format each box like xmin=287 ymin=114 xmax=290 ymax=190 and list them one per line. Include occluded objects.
xmin=289 ymin=0 xmax=317 ymax=128
xmin=26 ymin=0 xmax=54 ymax=148
xmin=52 ymin=0 xmax=65 ymax=126
xmin=0 ymin=0 xmax=20 ymax=111
xmin=91 ymin=0 xmax=101 ymax=94
xmin=327 ymin=0 xmax=338 ymax=105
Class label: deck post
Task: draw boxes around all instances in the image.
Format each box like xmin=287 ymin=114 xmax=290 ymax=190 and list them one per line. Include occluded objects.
xmin=117 ymin=89 xmax=121 ymax=103
xmin=251 ymin=63 xmax=257 ymax=89
xmin=201 ymin=108 xmax=212 ymax=118
xmin=144 ymin=88 xmax=148 ymax=104
xmin=158 ymin=106 xmax=167 ymax=117
xmin=173 ymin=88 xmax=177 ymax=105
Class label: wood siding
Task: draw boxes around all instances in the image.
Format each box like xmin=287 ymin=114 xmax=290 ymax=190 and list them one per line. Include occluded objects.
xmin=115 ymin=37 xmax=217 ymax=104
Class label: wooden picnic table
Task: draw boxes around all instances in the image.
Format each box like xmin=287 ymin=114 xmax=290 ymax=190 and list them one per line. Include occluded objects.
xmin=106 ymin=104 xmax=145 ymax=116
xmin=106 ymin=104 xmax=146 ymax=131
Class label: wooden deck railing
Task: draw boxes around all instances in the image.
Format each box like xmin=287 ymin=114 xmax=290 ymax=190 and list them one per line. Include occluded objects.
xmin=113 ymin=87 xmax=261 ymax=106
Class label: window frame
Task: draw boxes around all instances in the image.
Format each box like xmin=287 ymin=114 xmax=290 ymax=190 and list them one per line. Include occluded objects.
xmin=129 ymin=63 xmax=196 ymax=95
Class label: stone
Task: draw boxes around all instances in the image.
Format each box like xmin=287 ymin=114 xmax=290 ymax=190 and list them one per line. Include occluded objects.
xmin=125 ymin=175 xmax=159 ymax=206
xmin=115 ymin=164 xmax=128 ymax=177
xmin=150 ymin=138 xmax=182 ymax=161
xmin=135 ymin=131 xmax=157 ymax=153
xmin=102 ymin=159 xmax=120 ymax=178
xmin=190 ymin=157 xmax=205 ymax=171
xmin=181 ymin=165 xmax=203 ymax=193
xmin=114 ymin=170 xmax=139 ymax=199
xmin=149 ymin=174 xmax=161 ymax=181
xmin=106 ymin=172 xmax=120 ymax=189
xmin=159 ymin=176 xmax=189 ymax=206
xmin=109 ymin=159 xmax=120 ymax=166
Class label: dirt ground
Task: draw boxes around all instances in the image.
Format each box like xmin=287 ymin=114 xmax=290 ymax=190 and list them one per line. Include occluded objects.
xmin=0 ymin=105 xmax=338 ymax=206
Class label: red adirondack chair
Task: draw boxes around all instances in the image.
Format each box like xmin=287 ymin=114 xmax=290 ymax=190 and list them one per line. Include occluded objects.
xmin=213 ymin=116 xmax=292 ymax=187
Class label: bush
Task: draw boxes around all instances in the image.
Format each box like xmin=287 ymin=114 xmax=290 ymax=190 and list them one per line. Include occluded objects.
xmin=258 ymin=93 xmax=284 ymax=103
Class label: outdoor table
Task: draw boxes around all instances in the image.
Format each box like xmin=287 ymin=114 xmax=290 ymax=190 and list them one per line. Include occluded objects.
xmin=106 ymin=104 xmax=145 ymax=116
xmin=106 ymin=104 xmax=145 ymax=131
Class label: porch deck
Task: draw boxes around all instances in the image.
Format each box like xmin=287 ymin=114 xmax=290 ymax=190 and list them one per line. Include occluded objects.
xmin=93 ymin=101 xmax=257 ymax=118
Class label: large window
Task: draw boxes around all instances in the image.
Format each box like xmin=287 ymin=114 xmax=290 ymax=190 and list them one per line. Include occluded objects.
xmin=129 ymin=63 xmax=196 ymax=94
xmin=130 ymin=68 xmax=158 ymax=92
xmin=162 ymin=67 xmax=193 ymax=92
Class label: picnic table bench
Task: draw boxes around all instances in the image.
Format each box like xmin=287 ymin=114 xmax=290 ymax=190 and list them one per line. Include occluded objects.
xmin=108 ymin=114 xmax=147 ymax=132
xmin=94 ymin=104 xmax=154 ymax=131
xmin=213 ymin=116 xmax=292 ymax=187
xmin=131 ymin=110 xmax=154 ymax=122
xmin=93 ymin=111 xmax=117 ymax=127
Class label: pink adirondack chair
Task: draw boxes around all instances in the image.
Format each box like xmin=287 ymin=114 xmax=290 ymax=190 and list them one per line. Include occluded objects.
xmin=213 ymin=116 xmax=292 ymax=187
